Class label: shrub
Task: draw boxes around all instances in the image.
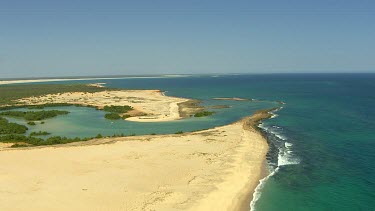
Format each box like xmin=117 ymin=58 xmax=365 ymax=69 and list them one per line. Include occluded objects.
xmin=104 ymin=113 xmax=121 ymax=120
xmin=30 ymin=131 xmax=50 ymax=136
xmin=0 ymin=117 xmax=28 ymax=134
xmin=122 ymin=114 xmax=131 ymax=119
xmin=0 ymin=110 xmax=69 ymax=121
xmin=194 ymin=111 xmax=215 ymax=117
xmin=103 ymin=105 xmax=133 ymax=113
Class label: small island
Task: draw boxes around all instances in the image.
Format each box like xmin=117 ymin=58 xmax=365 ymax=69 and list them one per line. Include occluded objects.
xmin=194 ymin=111 xmax=215 ymax=117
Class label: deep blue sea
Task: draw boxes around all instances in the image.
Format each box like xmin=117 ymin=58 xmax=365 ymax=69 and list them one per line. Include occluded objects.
xmin=7 ymin=74 xmax=375 ymax=210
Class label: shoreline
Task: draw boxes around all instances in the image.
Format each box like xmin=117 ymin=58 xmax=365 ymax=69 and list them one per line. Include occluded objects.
xmin=0 ymin=110 xmax=272 ymax=211
xmin=236 ymin=108 xmax=276 ymax=211
xmin=237 ymin=160 xmax=269 ymax=211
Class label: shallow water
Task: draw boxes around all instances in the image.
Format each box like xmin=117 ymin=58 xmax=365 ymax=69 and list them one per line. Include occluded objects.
xmin=8 ymin=74 xmax=375 ymax=210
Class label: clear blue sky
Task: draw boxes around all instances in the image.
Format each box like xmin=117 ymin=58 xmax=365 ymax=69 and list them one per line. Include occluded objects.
xmin=0 ymin=0 xmax=374 ymax=78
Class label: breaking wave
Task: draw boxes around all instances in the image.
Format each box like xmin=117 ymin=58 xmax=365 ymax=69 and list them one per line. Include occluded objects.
xmin=250 ymin=108 xmax=300 ymax=211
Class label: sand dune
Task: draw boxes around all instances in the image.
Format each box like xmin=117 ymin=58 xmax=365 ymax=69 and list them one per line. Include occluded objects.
xmin=0 ymin=117 xmax=268 ymax=211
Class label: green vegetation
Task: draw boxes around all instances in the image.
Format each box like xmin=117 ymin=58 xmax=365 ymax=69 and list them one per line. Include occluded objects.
xmin=0 ymin=84 xmax=111 ymax=106
xmin=0 ymin=132 xmax=143 ymax=148
xmin=104 ymin=113 xmax=121 ymax=120
xmin=27 ymin=121 xmax=36 ymax=125
xmin=30 ymin=131 xmax=51 ymax=136
xmin=175 ymin=131 xmax=184 ymax=134
xmin=0 ymin=117 xmax=28 ymax=134
xmin=26 ymin=103 xmax=77 ymax=109
xmin=0 ymin=110 xmax=69 ymax=121
xmin=110 ymin=133 xmax=125 ymax=137
xmin=103 ymin=105 xmax=133 ymax=113
xmin=102 ymin=106 xmax=133 ymax=120
xmin=122 ymin=114 xmax=131 ymax=119
xmin=194 ymin=111 xmax=215 ymax=117
xmin=0 ymin=134 xmax=92 ymax=147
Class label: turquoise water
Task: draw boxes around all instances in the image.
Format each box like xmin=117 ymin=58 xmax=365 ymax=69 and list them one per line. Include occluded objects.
xmin=8 ymin=74 xmax=375 ymax=210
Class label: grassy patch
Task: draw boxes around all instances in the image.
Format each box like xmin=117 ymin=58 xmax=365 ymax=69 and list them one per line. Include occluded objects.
xmin=194 ymin=111 xmax=215 ymax=117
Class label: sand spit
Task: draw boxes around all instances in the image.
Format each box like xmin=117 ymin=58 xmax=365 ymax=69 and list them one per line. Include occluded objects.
xmin=0 ymin=77 xmax=125 ymax=85
xmin=0 ymin=76 xmax=190 ymax=85
xmin=213 ymin=97 xmax=251 ymax=101
xmin=16 ymin=90 xmax=194 ymax=122
xmin=0 ymin=115 xmax=269 ymax=211
xmin=87 ymin=83 xmax=106 ymax=88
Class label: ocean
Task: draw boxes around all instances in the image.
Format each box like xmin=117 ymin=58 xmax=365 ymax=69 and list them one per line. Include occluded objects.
xmin=11 ymin=73 xmax=375 ymax=210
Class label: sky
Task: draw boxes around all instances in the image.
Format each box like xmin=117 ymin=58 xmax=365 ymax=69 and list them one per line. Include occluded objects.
xmin=0 ymin=0 xmax=375 ymax=78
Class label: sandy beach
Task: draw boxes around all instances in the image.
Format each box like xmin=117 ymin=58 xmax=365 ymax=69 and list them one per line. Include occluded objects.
xmin=0 ymin=115 xmax=268 ymax=211
xmin=16 ymin=90 xmax=193 ymax=122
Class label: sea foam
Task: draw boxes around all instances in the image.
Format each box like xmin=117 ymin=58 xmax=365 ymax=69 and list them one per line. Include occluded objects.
xmin=250 ymin=167 xmax=280 ymax=211
xmin=250 ymin=108 xmax=300 ymax=211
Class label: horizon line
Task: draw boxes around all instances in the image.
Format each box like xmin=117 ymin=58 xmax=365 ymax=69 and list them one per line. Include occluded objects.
xmin=1 ymin=72 xmax=375 ymax=81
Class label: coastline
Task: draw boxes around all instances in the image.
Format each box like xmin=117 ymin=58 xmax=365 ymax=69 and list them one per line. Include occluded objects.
xmin=1 ymin=82 xmax=276 ymax=210
xmin=237 ymin=161 xmax=269 ymax=211
xmin=0 ymin=75 xmax=189 ymax=85
xmin=0 ymin=77 xmax=133 ymax=85
xmin=233 ymin=109 xmax=276 ymax=211
xmin=0 ymin=110 xmax=271 ymax=211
